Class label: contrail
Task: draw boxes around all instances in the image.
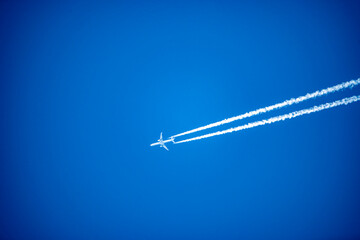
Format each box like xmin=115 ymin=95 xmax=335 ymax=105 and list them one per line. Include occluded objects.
xmin=174 ymin=95 xmax=360 ymax=144
xmin=171 ymin=78 xmax=360 ymax=138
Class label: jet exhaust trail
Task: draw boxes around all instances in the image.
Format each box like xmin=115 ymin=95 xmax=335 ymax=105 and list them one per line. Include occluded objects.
xmin=171 ymin=78 xmax=360 ymax=139
xmin=174 ymin=95 xmax=360 ymax=144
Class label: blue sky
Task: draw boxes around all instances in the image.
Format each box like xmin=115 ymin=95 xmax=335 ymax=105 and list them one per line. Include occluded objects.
xmin=1 ymin=1 xmax=360 ymax=239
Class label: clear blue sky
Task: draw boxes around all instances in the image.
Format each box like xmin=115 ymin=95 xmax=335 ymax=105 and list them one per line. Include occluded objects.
xmin=1 ymin=1 xmax=360 ymax=239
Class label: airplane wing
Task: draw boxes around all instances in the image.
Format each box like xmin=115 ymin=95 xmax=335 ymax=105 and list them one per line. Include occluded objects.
xmin=163 ymin=144 xmax=169 ymax=151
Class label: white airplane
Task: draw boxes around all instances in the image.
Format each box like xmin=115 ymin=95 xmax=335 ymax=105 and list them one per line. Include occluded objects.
xmin=150 ymin=132 xmax=175 ymax=151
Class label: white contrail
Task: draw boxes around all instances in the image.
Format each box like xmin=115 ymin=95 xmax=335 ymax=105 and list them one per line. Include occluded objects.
xmin=174 ymin=95 xmax=360 ymax=144
xmin=171 ymin=78 xmax=360 ymax=138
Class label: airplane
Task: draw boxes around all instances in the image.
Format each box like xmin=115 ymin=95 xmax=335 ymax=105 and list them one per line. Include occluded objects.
xmin=150 ymin=132 xmax=175 ymax=151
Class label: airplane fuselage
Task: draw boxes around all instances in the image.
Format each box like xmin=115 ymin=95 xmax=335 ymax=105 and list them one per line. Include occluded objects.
xmin=150 ymin=138 xmax=173 ymax=147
